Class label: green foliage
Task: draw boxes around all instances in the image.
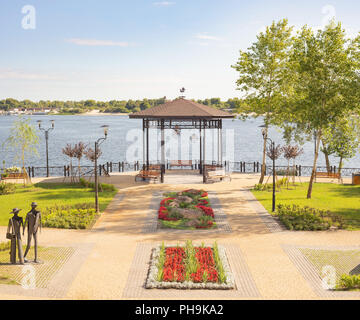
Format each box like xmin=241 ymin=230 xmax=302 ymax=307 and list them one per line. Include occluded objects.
xmin=253 ymin=177 xmax=289 ymax=191
xmin=0 ymin=97 xmax=240 ymax=114
xmin=212 ymin=241 xmax=227 ymax=284
xmin=156 ymin=242 xmax=166 ymax=282
xmin=337 ymin=274 xmax=360 ymax=290
xmin=42 ymin=203 xmax=98 ymax=229
xmin=0 ymin=182 xmax=16 ymax=195
xmin=79 ymin=178 xmax=116 ymax=192
xmin=276 ymin=204 xmax=343 ymax=231
xmin=184 ymin=240 xmax=199 ymax=275
xmin=0 ymin=241 xmax=10 ymax=252
xmin=252 ymin=183 xmax=360 ymax=230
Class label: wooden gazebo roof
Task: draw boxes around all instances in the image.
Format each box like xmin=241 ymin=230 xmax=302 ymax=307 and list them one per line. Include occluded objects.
xmin=129 ymin=98 xmax=234 ymax=119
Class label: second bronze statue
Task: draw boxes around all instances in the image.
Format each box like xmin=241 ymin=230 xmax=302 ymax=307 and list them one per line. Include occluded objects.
xmin=23 ymin=202 xmax=42 ymax=263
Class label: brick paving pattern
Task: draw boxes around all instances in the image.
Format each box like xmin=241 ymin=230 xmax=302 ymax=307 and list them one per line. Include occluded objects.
xmin=283 ymin=244 xmax=360 ymax=298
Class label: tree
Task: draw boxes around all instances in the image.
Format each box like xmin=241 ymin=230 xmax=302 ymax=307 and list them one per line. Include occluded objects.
xmin=232 ymin=19 xmax=293 ymax=184
xmin=322 ymin=116 xmax=360 ymax=174
xmin=3 ymin=116 xmax=39 ymax=185
xmin=62 ymin=144 xmax=76 ymax=183
xmin=73 ymin=142 xmax=88 ymax=180
xmin=287 ymin=21 xmax=360 ymax=198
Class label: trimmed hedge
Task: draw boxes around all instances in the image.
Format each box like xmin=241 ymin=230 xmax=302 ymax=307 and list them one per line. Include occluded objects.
xmin=42 ymin=203 xmax=98 ymax=229
xmin=276 ymin=204 xmax=344 ymax=231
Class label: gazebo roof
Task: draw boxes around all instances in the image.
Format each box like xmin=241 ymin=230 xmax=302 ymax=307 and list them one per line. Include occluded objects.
xmin=129 ymin=98 xmax=234 ymax=119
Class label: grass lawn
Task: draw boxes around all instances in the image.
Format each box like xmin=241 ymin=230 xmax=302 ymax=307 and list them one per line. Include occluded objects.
xmin=252 ymin=182 xmax=360 ymax=230
xmin=0 ymin=182 xmax=117 ymax=226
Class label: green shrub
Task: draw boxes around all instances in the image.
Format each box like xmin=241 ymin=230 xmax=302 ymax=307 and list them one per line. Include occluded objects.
xmin=276 ymin=169 xmax=297 ymax=176
xmin=337 ymin=274 xmax=360 ymax=290
xmin=276 ymin=204 xmax=343 ymax=231
xmin=0 ymin=182 xmax=16 ymax=195
xmin=42 ymin=203 xmax=98 ymax=229
xmin=79 ymin=178 xmax=116 ymax=192
xmin=253 ymin=177 xmax=289 ymax=192
xmin=0 ymin=241 xmax=10 ymax=252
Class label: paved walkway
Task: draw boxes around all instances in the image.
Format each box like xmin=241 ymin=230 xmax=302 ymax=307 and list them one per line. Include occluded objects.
xmin=0 ymin=172 xmax=359 ymax=300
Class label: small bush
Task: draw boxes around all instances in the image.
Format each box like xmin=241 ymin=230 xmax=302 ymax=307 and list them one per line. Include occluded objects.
xmin=337 ymin=274 xmax=360 ymax=290
xmin=0 ymin=182 xmax=16 ymax=195
xmin=253 ymin=177 xmax=289 ymax=191
xmin=0 ymin=241 xmax=11 ymax=252
xmin=42 ymin=203 xmax=98 ymax=229
xmin=79 ymin=178 xmax=116 ymax=192
xmin=276 ymin=204 xmax=343 ymax=231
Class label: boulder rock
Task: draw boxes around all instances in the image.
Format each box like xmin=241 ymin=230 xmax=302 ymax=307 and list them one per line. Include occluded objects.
xmin=178 ymin=208 xmax=203 ymax=220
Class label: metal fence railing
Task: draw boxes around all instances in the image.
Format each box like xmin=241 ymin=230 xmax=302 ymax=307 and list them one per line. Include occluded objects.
xmin=1 ymin=161 xmax=359 ymax=178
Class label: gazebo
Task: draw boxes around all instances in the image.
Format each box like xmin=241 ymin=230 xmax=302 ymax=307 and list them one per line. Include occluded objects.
xmin=129 ymin=98 xmax=234 ymax=183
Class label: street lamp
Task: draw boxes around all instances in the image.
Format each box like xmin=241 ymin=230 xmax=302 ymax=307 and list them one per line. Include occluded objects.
xmin=94 ymin=125 xmax=109 ymax=213
xmin=37 ymin=120 xmax=55 ymax=177
xmin=261 ymin=128 xmax=276 ymax=212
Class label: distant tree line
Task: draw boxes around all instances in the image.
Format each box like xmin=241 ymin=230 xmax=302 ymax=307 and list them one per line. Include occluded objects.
xmin=0 ymin=97 xmax=243 ymax=114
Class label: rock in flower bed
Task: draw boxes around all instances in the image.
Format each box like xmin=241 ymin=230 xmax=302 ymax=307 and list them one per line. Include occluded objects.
xmin=158 ymin=189 xmax=217 ymax=230
xmin=145 ymin=240 xmax=235 ymax=290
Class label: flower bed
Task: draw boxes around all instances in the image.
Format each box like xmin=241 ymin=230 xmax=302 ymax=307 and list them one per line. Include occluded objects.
xmin=146 ymin=240 xmax=235 ymax=290
xmin=158 ymin=189 xmax=217 ymax=230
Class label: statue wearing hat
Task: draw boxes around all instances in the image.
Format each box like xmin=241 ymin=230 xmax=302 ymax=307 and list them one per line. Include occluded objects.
xmin=23 ymin=202 xmax=42 ymax=263
xmin=6 ymin=208 xmax=24 ymax=265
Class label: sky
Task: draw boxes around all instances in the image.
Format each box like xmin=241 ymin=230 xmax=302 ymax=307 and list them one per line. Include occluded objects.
xmin=1 ymin=0 xmax=360 ymax=102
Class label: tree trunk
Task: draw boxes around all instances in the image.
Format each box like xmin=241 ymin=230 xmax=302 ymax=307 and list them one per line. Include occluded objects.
xmin=338 ymin=157 xmax=343 ymax=175
xmin=307 ymin=131 xmax=322 ymax=199
xmin=258 ymin=126 xmax=268 ymax=184
xmin=322 ymin=143 xmax=331 ymax=173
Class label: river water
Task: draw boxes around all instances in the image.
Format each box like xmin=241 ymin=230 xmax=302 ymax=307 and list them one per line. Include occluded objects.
xmin=0 ymin=115 xmax=359 ymax=169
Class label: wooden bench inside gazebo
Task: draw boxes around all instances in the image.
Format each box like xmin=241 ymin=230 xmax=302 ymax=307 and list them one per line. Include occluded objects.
xmin=129 ymin=97 xmax=234 ymax=183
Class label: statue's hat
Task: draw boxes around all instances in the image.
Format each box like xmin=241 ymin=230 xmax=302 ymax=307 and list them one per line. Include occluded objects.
xmin=10 ymin=208 xmax=21 ymax=214
xmin=31 ymin=202 xmax=38 ymax=206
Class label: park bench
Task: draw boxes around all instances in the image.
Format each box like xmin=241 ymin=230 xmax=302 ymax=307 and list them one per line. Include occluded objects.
xmin=169 ymin=160 xmax=193 ymax=169
xmin=1 ymin=172 xmax=27 ymax=180
xmin=315 ymin=171 xmax=343 ymax=183
xmin=135 ymin=170 xmax=160 ymax=182
xmin=205 ymin=166 xmax=231 ymax=183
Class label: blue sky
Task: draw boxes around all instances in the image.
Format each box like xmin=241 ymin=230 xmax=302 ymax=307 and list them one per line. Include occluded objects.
xmin=1 ymin=0 xmax=360 ymax=101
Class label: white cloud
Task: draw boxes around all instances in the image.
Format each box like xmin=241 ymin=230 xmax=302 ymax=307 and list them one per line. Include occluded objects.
xmin=195 ymin=33 xmax=221 ymax=41
xmin=153 ymin=1 xmax=175 ymax=6
xmin=66 ymin=38 xmax=131 ymax=47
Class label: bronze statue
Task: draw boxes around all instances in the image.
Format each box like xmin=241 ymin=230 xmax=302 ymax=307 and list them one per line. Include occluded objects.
xmin=6 ymin=208 xmax=24 ymax=265
xmin=23 ymin=202 xmax=42 ymax=263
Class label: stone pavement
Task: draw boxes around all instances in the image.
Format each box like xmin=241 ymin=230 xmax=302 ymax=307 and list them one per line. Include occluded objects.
xmin=0 ymin=172 xmax=359 ymax=300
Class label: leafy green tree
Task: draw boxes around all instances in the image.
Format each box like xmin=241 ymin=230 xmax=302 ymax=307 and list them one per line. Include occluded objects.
xmin=232 ymin=19 xmax=293 ymax=184
xmin=2 ymin=117 xmax=39 ymax=184
xmin=322 ymin=116 xmax=360 ymax=174
xmin=287 ymin=21 xmax=360 ymax=198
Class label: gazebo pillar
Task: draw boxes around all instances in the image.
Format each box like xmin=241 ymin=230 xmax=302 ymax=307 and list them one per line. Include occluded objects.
xmin=142 ymin=119 xmax=145 ymax=170
xmin=203 ymin=120 xmax=206 ymax=183
xmin=199 ymin=122 xmax=202 ymax=174
xmin=146 ymin=119 xmax=149 ymax=169
xmin=160 ymin=119 xmax=165 ymax=183
xmin=220 ymin=120 xmax=223 ymax=165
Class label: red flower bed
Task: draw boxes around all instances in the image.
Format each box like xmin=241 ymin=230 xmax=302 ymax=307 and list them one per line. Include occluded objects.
xmin=161 ymin=246 xmax=218 ymax=283
xmin=196 ymin=205 xmax=214 ymax=218
xmin=163 ymin=247 xmax=185 ymax=282
xmin=158 ymin=190 xmax=215 ymax=229
xmin=191 ymin=248 xmax=218 ymax=283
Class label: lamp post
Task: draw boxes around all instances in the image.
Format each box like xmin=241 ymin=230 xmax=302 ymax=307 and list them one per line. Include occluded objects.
xmin=37 ymin=120 xmax=55 ymax=177
xmin=94 ymin=125 xmax=109 ymax=213
xmin=262 ymin=128 xmax=276 ymax=212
